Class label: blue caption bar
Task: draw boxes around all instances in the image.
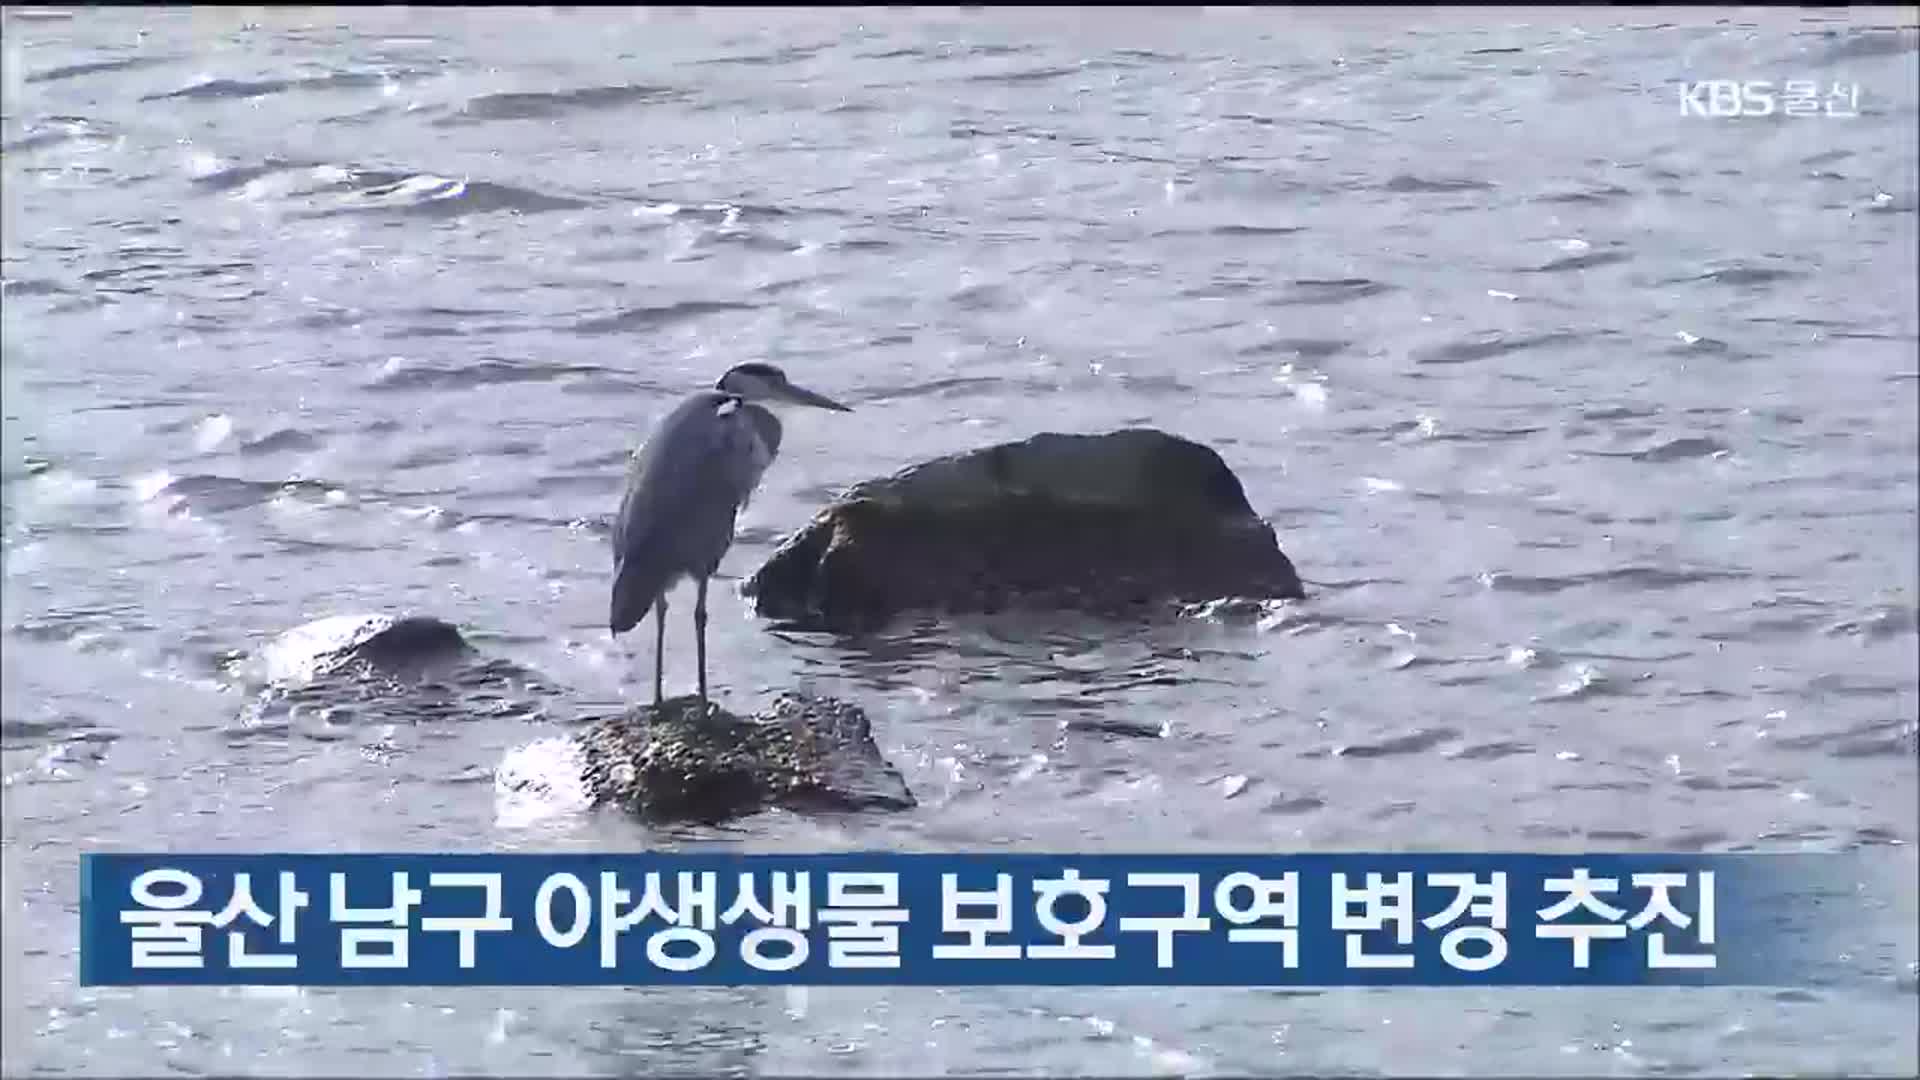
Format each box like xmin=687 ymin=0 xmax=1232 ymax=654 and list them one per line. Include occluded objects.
xmin=79 ymin=853 xmax=1831 ymax=987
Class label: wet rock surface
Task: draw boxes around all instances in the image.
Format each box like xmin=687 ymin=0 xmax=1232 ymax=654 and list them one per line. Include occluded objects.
xmin=577 ymin=693 xmax=916 ymax=824
xmin=244 ymin=613 xmax=477 ymax=683
xmin=231 ymin=613 xmax=565 ymax=730
xmin=746 ymin=428 xmax=1306 ymax=630
xmin=230 ymin=613 xmax=916 ymax=823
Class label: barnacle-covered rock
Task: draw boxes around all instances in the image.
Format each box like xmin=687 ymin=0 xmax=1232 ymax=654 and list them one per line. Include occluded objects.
xmin=577 ymin=693 xmax=915 ymax=823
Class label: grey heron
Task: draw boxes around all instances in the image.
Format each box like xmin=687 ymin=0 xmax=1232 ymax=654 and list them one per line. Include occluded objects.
xmin=610 ymin=362 xmax=851 ymax=713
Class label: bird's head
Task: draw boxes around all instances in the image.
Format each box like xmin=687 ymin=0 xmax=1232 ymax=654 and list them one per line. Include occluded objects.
xmin=715 ymin=362 xmax=852 ymax=412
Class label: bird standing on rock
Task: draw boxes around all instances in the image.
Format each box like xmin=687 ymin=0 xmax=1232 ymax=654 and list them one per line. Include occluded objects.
xmin=610 ymin=362 xmax=852 ymax=714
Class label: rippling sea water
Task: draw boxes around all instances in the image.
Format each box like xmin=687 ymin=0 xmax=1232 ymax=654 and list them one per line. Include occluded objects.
xmin=3 ymin=6 xmax=1918 ymax=1076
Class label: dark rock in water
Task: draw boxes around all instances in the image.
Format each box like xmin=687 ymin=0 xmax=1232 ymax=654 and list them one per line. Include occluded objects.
xmin=235 ymin=613 xmax=477 ymax=682
xmin=314 ymin=613 xmax=475 ymax=679
xmin=1063 ymin=716 xmax=1169 ymax=740
xmin=745 ymin=428 xmax=1305 ymax=630
xmin=577 ymin=693 xmax=915 ymax=823
xmin=233 ymin=613 xmax=560 ymax=730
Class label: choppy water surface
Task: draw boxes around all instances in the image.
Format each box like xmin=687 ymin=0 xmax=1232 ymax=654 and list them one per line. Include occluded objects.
xmin=4 ymin=6 xmax=1918 ymax=1076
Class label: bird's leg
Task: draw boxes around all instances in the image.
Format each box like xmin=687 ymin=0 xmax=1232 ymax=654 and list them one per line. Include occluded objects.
xmin=694 ymin=576 xmax=709 ymax=716
xmin=652 ymin=595 xmax=668 ymax=709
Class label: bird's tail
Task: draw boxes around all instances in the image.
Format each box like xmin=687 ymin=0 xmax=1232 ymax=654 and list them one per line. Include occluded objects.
xmin=609 ymin=560 xmax=670 ymax=636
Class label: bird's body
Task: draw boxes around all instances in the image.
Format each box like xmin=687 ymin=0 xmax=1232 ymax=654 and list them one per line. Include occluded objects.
xmin=609 ymin=390 xmax=779 ymax=636
xmin=609 ymin=363 xmax=849 ymax=712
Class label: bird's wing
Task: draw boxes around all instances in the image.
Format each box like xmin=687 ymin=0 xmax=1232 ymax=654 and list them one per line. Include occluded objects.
xmin=613 ymin=391 xmax=773 ymax=567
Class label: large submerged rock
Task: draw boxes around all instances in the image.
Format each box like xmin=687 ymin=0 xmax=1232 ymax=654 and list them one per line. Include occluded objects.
xmin=231 ymin=613 xmax=562 ymax=729
xmin=577 ymin=693 xmax=915 ymax=823
xmin=248 ymin=613 xmax=476 ymax=680
xmin=745 ymin=428 xmax=1306 ymax=630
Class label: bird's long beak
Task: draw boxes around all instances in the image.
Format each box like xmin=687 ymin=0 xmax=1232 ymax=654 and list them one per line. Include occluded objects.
xmin=778 ymin=381 xmax=852 ymax=412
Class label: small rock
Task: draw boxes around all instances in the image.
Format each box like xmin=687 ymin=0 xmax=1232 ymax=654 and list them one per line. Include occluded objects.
xmin=231 ymin=613 xmax=559 ymax=732
xmin=577 ymin=693 xmax=915 ymax=824
xmin=1062 ymin=716 xmax=1169 ymax=739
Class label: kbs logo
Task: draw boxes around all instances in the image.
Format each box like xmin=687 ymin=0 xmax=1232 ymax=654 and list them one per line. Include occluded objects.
xmin=1677 ymin=80 xmax=1860 ymax=118
xmin=1678 ymin=80 xmax=1775 ymax=117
